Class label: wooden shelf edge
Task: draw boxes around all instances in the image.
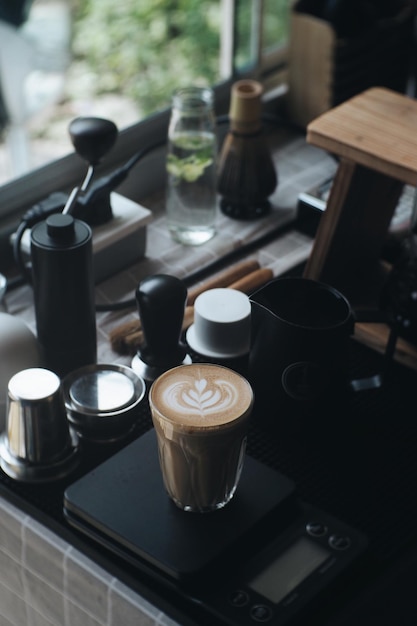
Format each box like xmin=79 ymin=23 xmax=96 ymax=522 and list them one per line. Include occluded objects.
xmin=354 ymin=322 xmax=417 ymax=371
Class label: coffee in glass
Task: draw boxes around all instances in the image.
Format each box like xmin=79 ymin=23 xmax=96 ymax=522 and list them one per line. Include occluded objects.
xmin=149 ymin=363 xmax=254 ymax=512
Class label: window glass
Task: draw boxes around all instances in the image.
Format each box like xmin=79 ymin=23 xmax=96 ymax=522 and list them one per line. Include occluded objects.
xmin=263 ymin=0 xmax=290 ymax=55
xmin=0 ymin=0 xmax=290 ymax=186
xmin=234 ymin=1 xmax=257 ymax=71
xmin=234 ymin=0 xmax=290 ymax=73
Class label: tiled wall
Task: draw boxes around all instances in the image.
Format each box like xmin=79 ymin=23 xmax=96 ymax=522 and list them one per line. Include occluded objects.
xmin=0 ymin=497 xmax=180 ymax=626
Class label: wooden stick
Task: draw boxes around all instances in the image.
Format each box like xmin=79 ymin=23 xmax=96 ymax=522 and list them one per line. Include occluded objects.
xmin=111 ymin=266 xmax=273 ymax=355
xmin=228 ymin=267 xmax=273 ymax=294
xmin=186 ymin=258 xmax=260 ymax=305
xmin=109 ymin=259 xmax=260 ymax=352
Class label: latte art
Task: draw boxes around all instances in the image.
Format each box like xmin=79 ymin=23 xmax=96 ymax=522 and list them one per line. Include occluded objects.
xmin=151 ymin=364 xmax=253 ymax=427
xmin=163 ymin=377 xmax=238 ymax=416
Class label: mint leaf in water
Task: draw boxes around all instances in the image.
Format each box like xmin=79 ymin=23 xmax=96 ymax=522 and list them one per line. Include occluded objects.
xmin=167 ymin=154 xmax=213 ymax=183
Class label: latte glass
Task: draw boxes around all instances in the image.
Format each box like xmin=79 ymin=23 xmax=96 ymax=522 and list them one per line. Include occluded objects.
xmin=149 ymin=363 xmax=254 ymax=513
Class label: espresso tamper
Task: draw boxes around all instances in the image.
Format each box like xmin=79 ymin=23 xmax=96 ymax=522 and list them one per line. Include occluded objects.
xmin=131 ymin=275 xmax=191 ymax=381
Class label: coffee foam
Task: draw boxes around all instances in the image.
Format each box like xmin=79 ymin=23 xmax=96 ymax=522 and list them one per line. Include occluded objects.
xmin=150 ymin=363 xmax=253 ymax=428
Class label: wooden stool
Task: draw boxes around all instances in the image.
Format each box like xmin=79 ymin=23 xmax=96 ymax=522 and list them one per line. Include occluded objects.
xmin=303 ymin=87 xmax=417 ymax=308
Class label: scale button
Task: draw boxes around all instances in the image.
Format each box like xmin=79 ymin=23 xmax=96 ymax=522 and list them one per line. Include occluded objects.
xmin=250 ymin=604 xmax=273 ymax=622
xmin=306 ymin=521 xmax=328 ymax=537
xmin=329 ymin=534 xmax=351 ymax=550
xmin=229 ymin=589 xmax=249 ymax=607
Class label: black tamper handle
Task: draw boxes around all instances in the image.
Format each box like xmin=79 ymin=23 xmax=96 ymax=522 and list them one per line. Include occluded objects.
xmin=136 ymin=274 xmax=188 ymax=369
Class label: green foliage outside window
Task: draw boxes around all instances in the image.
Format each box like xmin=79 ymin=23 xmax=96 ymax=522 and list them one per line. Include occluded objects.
xmin=72 ymin=0 xmax=221 ymax=117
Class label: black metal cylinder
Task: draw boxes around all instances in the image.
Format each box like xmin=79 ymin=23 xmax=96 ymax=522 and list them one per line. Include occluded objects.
xmin=30 ymin=214 xmax=97 ymax=378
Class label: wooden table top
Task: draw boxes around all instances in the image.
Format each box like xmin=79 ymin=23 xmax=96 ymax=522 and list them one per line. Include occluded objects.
xmin=307 ymin=87 xmax=417 ymax=185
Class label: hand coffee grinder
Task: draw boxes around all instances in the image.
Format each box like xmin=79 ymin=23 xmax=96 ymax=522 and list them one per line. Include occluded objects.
xmin=30 ymin=118 xmax=118 ymax=378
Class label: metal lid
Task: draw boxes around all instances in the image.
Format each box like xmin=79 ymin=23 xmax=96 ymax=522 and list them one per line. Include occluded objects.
xmin=63 ymin=363 xmax=146 ymax=442
xmin=69 ymin=370 xmax=136 ymax=414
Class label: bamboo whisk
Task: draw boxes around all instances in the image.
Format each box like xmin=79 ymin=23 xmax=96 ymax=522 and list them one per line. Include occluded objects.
xmin=217 ymin=79 xmax=278 ymax=220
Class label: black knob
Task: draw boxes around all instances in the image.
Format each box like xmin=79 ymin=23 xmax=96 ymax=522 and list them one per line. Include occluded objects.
xmin=46 ymin=214 xmax=75 ymax=240
xmin=69 ymin=117 xmax=118 ymax=166
xmin=136 ymin=275 xmax=188 ymax=371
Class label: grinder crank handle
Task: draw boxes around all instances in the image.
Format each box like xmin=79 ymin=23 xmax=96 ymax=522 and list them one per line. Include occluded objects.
xmin=132 ymin=275 xmax=190 ymax=380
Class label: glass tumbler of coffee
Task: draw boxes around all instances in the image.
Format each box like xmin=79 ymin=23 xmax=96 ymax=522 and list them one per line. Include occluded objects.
xmin=149 ymin=363 xmax=254 ymax=513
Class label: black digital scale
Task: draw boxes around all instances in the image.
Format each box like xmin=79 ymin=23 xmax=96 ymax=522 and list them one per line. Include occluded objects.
xmin=64 ymin=430 xmax=368 ymax=626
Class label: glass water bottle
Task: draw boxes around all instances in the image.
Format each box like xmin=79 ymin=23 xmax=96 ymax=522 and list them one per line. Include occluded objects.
xmin=166 ymin=86 xmax=218 ymax=246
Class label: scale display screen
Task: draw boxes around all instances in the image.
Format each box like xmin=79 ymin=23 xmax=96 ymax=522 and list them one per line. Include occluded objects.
xmin=248 ymin=536 xmax=330 ymax=604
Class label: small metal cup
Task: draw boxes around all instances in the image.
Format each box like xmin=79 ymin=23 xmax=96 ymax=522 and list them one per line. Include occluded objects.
xmin=0 ymin=368 xmax=78 ymax=482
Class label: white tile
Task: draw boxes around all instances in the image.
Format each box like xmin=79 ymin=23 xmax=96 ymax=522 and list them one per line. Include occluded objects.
xmin=28 ymin=606 xmax=57 ymax=626
xmin=0 ymin=549 xmax=24 ymax=597
xmin=64 ymin=599 xmax=106 ymax=626
xmin=64 ymin=547 xmax=113 ymax=624
xmin=22 ymin=569 xmax=64 ymax=626
xmin=110 ymin=580 xmax=159 ymax=626
xmin=0 ymin=499 xmax=25 ymax=560
xmin=22 ymin=519 xmax=66 ymax=588
xmin=0 ymin=580 xmax=28 ymax=626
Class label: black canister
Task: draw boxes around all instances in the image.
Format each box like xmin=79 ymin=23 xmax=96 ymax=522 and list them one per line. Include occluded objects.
xmin=31 ymin=214 xmax=97 ymax=378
